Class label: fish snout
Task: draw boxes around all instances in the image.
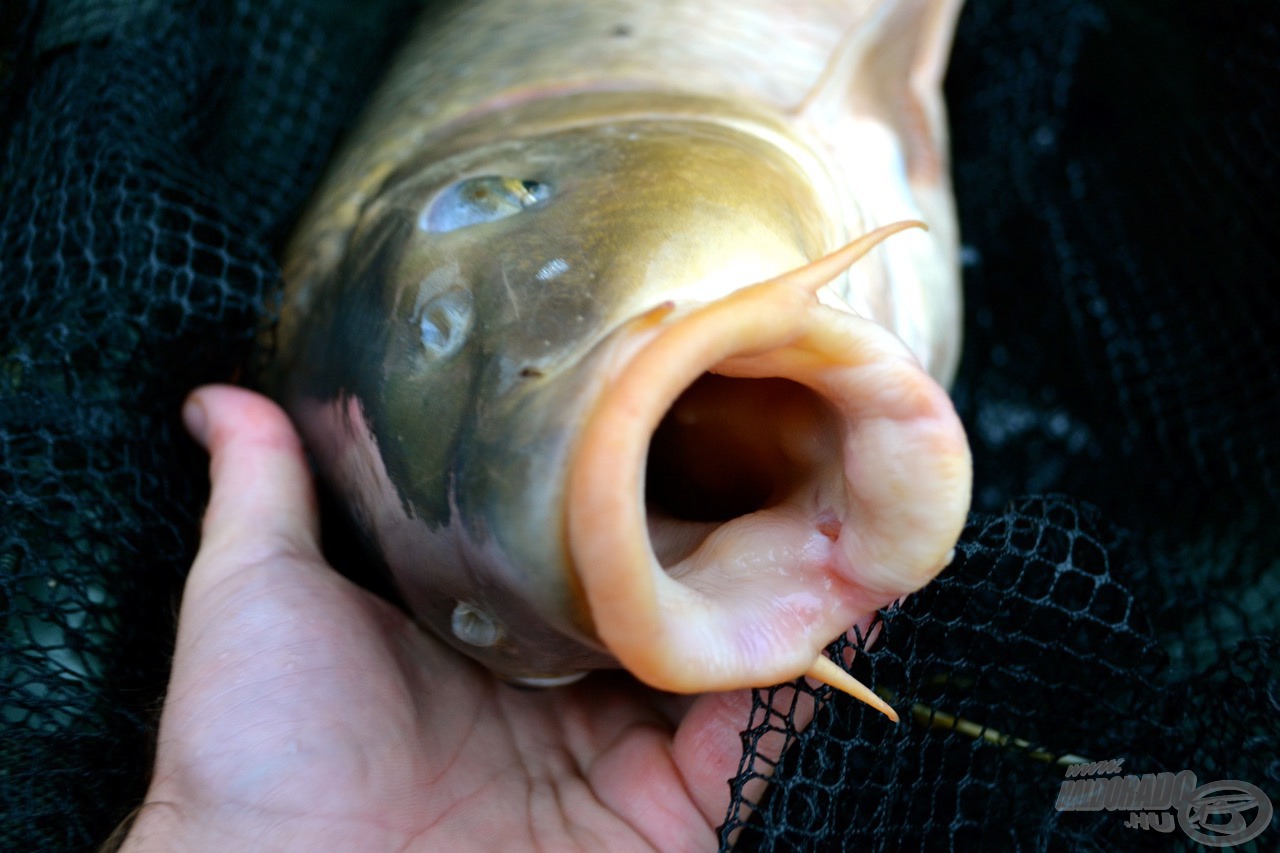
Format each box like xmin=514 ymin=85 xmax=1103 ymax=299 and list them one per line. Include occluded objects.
xmin=567 ymin=256 xmax=972 ymax=699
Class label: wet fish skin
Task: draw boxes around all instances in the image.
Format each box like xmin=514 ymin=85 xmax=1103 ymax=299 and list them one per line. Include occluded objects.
xmin=263 ymin=0 xmax=971 ymax=699
xmin=280 ymin=1 xmax=964 ymax=383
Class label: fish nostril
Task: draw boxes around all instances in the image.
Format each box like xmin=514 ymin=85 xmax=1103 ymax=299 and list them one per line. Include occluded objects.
xmin=417 ymin=285 xmax=473 ymax=359
xmin=421 ymin=176 xmax=551 ymax=233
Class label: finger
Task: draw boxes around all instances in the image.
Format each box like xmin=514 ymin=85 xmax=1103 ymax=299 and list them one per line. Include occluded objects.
xmin=182 ymin=384 xmax=322 ymax=590
xmin=673 ymin=684 xmax=820 ymax=835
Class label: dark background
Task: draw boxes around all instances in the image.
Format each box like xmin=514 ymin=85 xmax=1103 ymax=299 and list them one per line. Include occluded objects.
xmin=2 ymin=1 xmax=1276 ymax=849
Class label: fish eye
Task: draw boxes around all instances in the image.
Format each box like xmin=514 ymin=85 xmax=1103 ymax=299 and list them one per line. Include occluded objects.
xmin=421 ymin=176 xmax=550 ymax=233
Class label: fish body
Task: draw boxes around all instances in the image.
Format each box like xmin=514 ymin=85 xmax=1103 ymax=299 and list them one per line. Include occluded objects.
xmin=263 ymin=0 xmax=972 ymax=700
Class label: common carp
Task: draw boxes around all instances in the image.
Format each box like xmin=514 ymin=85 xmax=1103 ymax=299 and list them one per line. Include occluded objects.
xmin=262 ymin=0 xmax=972 ymax=719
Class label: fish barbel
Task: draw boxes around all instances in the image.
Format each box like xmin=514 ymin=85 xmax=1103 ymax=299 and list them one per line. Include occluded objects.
xmin=262 ymin=0 xmax=972 ymax=718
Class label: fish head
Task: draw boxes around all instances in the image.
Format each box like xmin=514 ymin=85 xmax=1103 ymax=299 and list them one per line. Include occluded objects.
xmin=268 ymin=94 xmax=972 ymax=698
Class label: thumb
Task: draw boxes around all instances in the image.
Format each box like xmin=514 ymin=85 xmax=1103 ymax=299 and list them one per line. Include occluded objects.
xmin=181 ymin=384 xmax=322 ymax=597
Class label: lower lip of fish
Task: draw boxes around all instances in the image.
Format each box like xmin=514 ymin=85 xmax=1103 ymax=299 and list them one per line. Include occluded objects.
xmin=566 ymin=278 xmax=970 ymax=695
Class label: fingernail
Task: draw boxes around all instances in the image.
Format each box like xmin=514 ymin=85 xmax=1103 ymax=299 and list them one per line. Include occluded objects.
xmin=183 ymin=395 xmax=209 ymax=446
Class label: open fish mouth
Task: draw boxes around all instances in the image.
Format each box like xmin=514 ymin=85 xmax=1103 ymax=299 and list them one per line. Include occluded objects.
xmin=567 ymin=223 xmax=971 ymax=710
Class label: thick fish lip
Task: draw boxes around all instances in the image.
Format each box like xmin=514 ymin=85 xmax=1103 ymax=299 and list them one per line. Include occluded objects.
xmin=567 ymin=232 xmax=972 ymax=696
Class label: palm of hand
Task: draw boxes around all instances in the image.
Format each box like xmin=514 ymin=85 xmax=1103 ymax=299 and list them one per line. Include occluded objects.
xmin=125 ymin=386 xmax=792 ymax=852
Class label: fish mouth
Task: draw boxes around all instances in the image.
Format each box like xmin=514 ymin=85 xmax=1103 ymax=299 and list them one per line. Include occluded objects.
xmin=567 ymin=224 xmax=972 ymax=697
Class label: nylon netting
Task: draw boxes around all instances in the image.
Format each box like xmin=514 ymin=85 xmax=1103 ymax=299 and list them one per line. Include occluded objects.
xmin=2 ymin=1 xmax=1277 ymax=850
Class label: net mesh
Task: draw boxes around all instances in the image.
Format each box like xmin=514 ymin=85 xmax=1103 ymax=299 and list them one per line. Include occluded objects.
xmin=1 ymin=1 xmax=416 ymax=847
xmin=2 ymin=0 xmax=1277 ymax=849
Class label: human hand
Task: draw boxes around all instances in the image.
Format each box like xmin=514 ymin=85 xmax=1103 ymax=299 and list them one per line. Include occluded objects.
xmin=122 ymin=385 xmax=818 ymax=851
